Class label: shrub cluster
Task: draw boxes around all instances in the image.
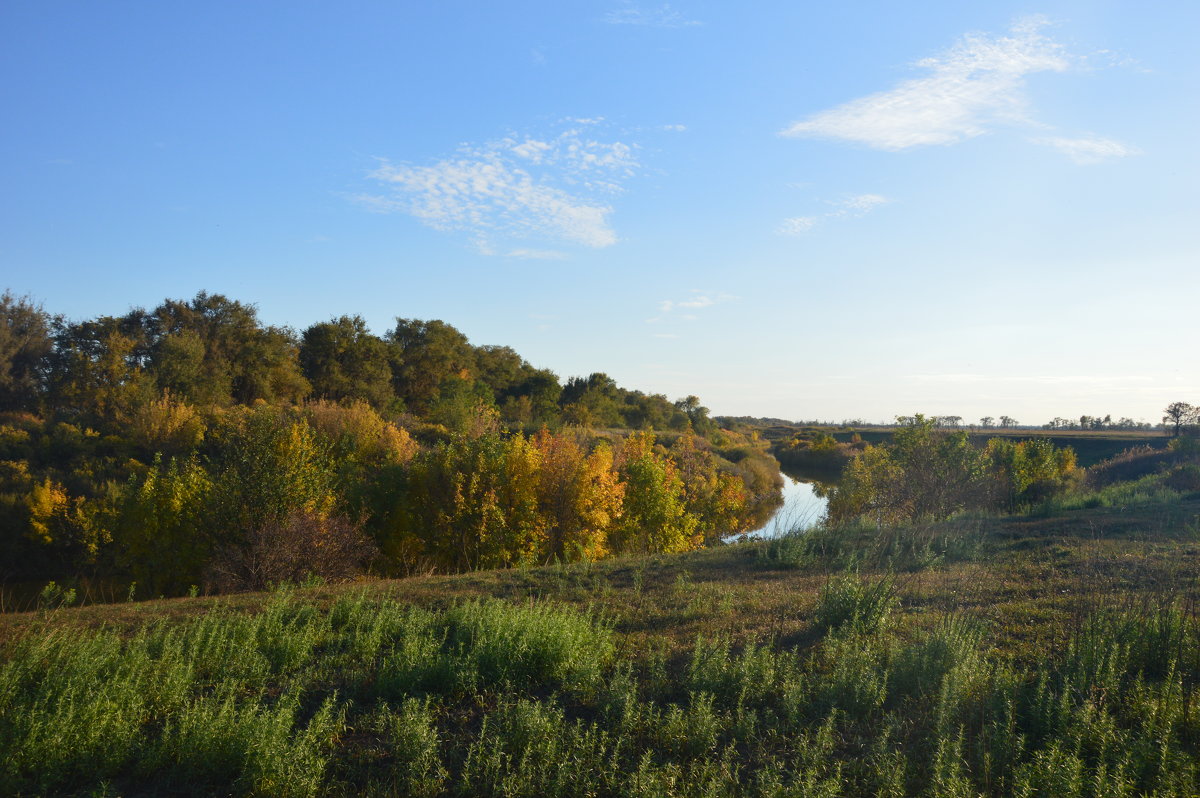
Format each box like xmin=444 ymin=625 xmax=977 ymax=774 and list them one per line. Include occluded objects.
xmin=4 ymin=593 xmax=1199 ymax=796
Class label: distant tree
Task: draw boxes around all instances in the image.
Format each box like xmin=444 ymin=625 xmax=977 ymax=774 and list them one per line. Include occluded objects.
xmin=146 ymin=292 xmax=309 ymax=406
xmin=47 ymin=315 xmax=155 ymax=423
xmin=999 ymin=415 xmax=1018 ymax=429
xmin=299 ymin=315 xmax=394 ymax=409
xmin=427 ymin=376 xmax=499 ymax=437
xmin=1163 ymin=402 xmax=1198 ymax=437
xmin=560 ymin=373 xmax=623 ymax=428
xmin=674 ymin=395 xmax=715 ymax=434
xmin=979 ymin=416 xmax=994 ymax=428
xmin=472 ymin=344 xmax=532 ymax=404
xmin=387 ymin=319 xmax=476 ymax=413
xmin=0 ymin=291 xmax=53 ymax=412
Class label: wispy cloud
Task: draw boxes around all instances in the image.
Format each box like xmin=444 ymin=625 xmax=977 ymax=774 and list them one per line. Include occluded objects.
xmin=903 ymin=373 xmax=1153 ymax=386
xmin=650 ymin=290 xmax=733 ymax=324
xmin=781 ymin=17 xmax=1135 ymax=164
xmin=783 ymin=17 xmax=1068 ymax=150
xmin=1030 ymin=135 xmax=1140 ymax=164
xmin=779 ymin=194 xmax=890 ymax=236
xmin=505 ymin=248 xmax=568 ymax=260
xmin=839 ymin=194 xmax=889 ymax=213
xmin=778 ymin=216 xmax=818 ymax=236
xmin=660 ymin=294 xmax=716 ymax=313
xmin=360 ymin=124 xmax=639 ymax=252
xmin=603 ymin=3 xmax=701 ymax=28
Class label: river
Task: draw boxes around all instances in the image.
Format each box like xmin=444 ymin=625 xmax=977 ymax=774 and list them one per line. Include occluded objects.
xmin=744 ymin=468 xmax=831 ymax=539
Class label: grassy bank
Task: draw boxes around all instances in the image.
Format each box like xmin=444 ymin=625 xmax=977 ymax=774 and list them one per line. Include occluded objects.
xmin=2 ymin=496 xmax=1199 ymax=796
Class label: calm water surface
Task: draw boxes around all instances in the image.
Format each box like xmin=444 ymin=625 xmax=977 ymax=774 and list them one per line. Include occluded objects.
xmin=746 ymin=470 xmax=830 ymax=538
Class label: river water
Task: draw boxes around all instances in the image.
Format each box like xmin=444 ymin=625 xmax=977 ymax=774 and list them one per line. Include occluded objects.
xmin=745 ymin=469 xmax=830 ymax=539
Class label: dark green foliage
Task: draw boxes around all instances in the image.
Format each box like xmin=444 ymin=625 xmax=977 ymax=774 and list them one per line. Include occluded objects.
xmin=387 ymin=318 xmax=477 ymax=413
xmin=299 ymin=315 xmax=395 ymax=409
xmin=0 ymin=292 xmax=53 ymax=413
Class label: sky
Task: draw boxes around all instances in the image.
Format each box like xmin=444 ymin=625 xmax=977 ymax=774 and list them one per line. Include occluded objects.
xmin=2 ymin=1 xmax=1197 ymax=425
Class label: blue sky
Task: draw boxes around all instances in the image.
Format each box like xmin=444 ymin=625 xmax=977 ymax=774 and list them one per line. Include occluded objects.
xmin=2 ymin=1 xmax=1196 ymax=424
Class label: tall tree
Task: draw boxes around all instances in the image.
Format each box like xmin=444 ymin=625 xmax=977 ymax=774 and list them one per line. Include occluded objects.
xmin=299 ymin=315 xmax=394 ymax=409
xmin=0 ymin=292 xmax=53 ymax=412
xmin=46 ymin=315 xmax=154 ymax=424
xmin=145 ymin=292 xmax=308 ymax=405
xmin=387 ymin=319 xmax=476 ymax=413
xmin=1163 ymin=402 xmax=1198 ymax=437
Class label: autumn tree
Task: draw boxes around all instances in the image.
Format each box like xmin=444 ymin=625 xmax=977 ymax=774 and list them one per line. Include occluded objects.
xmin=205 ymin=405 xmax=338 ymax=547
xmin=115 ymin=455 xmax=212 ymax=596
xmin=612 ymin=432 xmax=700 ymax=554
xmin=400 ymin=433 xmax=545 ymax=571
xmin=669 ymin=431 xmax=750 ymax=542
xmin=531 ymin=429 xmax=623 ymax=561
xmin=829 ymin=415 xmax=988 ymax=525
xmin=127 ymin=392 xmax=206 ymax=456
xmin=985 ymin=437 xmax=1080 ymax=511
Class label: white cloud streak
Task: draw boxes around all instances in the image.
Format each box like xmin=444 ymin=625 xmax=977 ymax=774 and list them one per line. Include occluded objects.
xmin=783 ymin=17 xmax=1069 ymax=150
xmin=839 ymin=193 xmax=890 ymax=213
xmin=782 ymin=16 xmax=1137 ymax=166
xmin=1030 ymin=135 xmax=1140 ymax=164
xmin=651 ymin=291 xmax=732 ymax=324
xmin=903 ymin=373 xmax=1153 ymax=386
xmin=362 ymin=125 xmax=639 ymax=252
xmin=505 ymin=248 xmax=569 ymax=260
xmin=603 ymin=3 xmax=701 ymax=28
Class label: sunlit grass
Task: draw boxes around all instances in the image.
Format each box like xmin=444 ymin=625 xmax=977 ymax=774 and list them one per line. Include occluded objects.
xmin=3 ymin=496 xmax=1200 ymax=795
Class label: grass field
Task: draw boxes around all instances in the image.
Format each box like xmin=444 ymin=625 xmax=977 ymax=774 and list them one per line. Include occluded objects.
xmin=3 ymin=489 xmax=1199 ymax=796
xmin=755 ymin=423 xmax=1169 ymax=469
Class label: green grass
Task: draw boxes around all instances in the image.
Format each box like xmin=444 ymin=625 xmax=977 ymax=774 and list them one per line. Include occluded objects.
xmin=3 ymin=497 xmax=1200 ymax=796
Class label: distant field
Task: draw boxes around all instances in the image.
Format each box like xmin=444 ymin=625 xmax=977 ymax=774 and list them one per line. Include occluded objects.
xmin=755 ymin=423 xmax=1168 ymax=468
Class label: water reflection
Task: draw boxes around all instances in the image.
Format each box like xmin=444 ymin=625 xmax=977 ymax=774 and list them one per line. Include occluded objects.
xmin=744 ymin=470 xmax=831 ymax=539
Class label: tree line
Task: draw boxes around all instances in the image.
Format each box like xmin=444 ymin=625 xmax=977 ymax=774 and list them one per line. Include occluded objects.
xmin=0 ymin=291 xmax=780 ymax=596
xmin=827 ymin=414 xmax=1083 ymax=525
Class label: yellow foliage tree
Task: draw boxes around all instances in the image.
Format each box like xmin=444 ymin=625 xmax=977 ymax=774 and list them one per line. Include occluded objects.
xmin=128 ymin=391 xmax=206 ymax=454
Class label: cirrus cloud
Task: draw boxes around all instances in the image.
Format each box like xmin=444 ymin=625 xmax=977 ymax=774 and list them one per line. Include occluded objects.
xmin=781 ymin=17 xmax=1137 ymax=164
